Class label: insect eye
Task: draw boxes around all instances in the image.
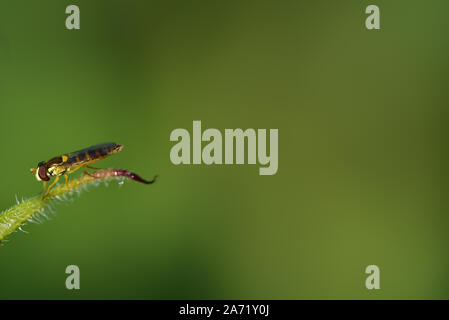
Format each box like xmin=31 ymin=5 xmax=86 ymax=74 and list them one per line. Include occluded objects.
xmin=37 ymin=161 xmax=44 ymax=167
xmin=38 ymin=165 xmax=50 ymax=181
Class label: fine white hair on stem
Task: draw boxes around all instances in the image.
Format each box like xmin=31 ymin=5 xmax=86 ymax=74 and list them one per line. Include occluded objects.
xmin=0 ymin=168 xmax=157 ymax=243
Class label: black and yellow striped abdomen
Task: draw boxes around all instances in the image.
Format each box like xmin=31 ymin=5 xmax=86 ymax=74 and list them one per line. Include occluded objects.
xmin=66 ymin=142 xmax=123 ymax=165
xmin=46 ymin=142 xmax=123 ymax=177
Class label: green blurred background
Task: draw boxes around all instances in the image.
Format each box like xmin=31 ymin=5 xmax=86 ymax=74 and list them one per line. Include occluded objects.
xmin=0 ymin=0 xmax=448 ymax=299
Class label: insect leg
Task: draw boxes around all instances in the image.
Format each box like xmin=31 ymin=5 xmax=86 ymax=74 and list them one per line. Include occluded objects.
xmin=86 ymin=165 xmax=101 ymax=170
xmin=64 ymin=174 xmax=70 ymax=190
xmin=44 ymin=176 xmax=59 ymax=197
xmin=42 ymin=181 xmax=47 ymax=193
xmin=68 ymin=165 xmax=83 ymax=174
xmin=82 ymin=167 xmax=95 ymax=177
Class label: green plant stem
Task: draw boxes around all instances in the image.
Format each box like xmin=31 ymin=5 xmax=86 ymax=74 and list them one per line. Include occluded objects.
xmin=0 ymin=170 xmax=123 ymax=243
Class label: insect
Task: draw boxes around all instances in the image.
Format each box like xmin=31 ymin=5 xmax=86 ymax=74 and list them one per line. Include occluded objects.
xmin=30 ymin=142 xmax=124 ymax=196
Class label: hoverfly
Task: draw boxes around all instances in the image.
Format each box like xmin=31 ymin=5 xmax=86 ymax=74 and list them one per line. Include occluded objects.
xmin=30 ymin=142 xmax=124 ymax=196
